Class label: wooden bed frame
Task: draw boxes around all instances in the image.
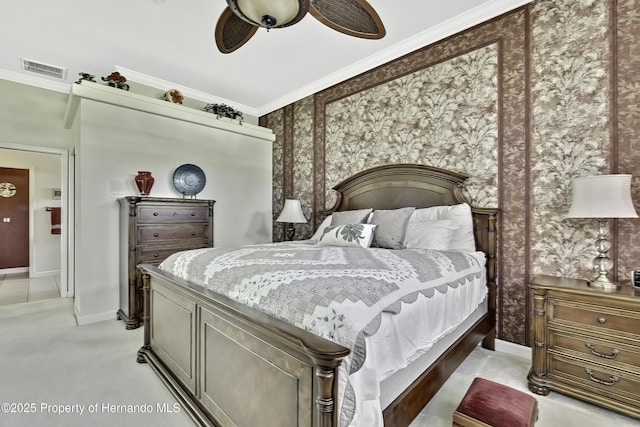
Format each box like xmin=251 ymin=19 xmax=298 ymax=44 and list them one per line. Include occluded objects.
xmin=136 ymin=164 xmax=498 ymax=427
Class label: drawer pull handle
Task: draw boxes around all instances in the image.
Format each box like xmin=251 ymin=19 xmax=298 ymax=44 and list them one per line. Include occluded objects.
xmin=191 ymin=212 xmax=196 ymax=216
xmin=585 ymin=343 xmax=619 ymax=359
xmin=597 ymin=317 xmax=607 ymax=324
xmin=173 ymin=212 xmax=177 ymax=216
xmin=153 ymin=212 xmax=159 ymax=216
xmin=153 ymin=253 xmax=159 ymax=258
xmin=584 ymin=368 xmax=619 ymax=386
xmin=153 ymin=233 xmax=159 ymax=237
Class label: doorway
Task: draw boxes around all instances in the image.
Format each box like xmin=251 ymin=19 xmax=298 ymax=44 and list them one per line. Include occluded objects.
xmin=0 ymin=144 xmax=71 ymax=301
xmin=0 ymin=167 xmax=29 ymax=269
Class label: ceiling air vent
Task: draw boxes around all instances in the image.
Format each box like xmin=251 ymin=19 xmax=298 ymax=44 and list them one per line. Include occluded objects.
xmin=20 ymin=58 xmax=67 ymax=79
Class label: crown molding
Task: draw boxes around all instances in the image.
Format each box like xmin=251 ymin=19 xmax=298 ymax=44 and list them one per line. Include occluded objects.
xmin=256 ymin=0 xmax=532 ymax=115
xmin=114 ymin=66 xmax=259 ymax=118
xmin=0 ymin=68 xmax=70 ymax=94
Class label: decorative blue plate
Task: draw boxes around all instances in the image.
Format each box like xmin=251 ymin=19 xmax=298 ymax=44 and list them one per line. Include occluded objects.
xmin=173 ymin=164 xmax=206 ymax=197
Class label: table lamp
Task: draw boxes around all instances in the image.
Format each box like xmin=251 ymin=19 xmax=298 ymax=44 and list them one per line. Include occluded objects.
xmin=566 ymin=174 xmax=638 ymax=290
xmin=276 ymin=199 xmax=307 ymax=241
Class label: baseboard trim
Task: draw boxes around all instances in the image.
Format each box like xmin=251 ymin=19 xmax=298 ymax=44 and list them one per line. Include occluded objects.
xmin=28 ymin=270 xmax=61 ymax=278
xmin=74 ymin=307 xmax=118 ymax=325
xmin=0 ymin=267 xmax=29 ymax=275
xmin=495 ymin=339 xmax=530 ymax=359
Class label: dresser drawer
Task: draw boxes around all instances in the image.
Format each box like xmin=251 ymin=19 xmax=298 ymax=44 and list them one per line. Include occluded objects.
xmin=137 ymin=245 xmax=208 ymax=264
xmin=549 ymin=355 xmax=640 ymax=403
xmin=551 ymin=300 xmax=640 ymax=337
xmin=138 ymin=224 xmax=209 ymax=243
xmin=550 ymin=329 xmax=640 ymax=369
xmin=138 ymin=205 xmax=209 ymax=223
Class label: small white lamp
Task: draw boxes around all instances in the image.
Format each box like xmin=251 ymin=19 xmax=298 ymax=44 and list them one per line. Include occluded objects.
xmin=566 ymin=174 xmax=638 ymax=290
xmin=276 ymin=199 xmax=307 ymax=241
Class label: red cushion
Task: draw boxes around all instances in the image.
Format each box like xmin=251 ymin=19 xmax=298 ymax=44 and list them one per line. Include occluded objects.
xmin=456 ymin=377 xmax=537 ymax=427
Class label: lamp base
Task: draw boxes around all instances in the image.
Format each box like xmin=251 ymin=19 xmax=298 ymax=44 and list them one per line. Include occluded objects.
xmin=285 ymin=223 xmax=295 ymax=241
xmin=588 ymin=274 xmax=621 ymax=291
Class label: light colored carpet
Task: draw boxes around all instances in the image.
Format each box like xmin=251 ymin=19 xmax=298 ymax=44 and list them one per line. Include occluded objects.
xmin=0 ymin=298 xmax=636 ymax=426
xmin=0 ymin=298 xmax=193 ymax=427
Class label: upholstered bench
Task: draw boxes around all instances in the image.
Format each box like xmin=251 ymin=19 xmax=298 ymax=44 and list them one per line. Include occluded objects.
xmin=453 ymin=377 xmax=538 ymax=427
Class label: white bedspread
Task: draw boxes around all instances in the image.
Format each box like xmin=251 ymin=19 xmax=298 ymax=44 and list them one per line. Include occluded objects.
xmin=160 ymin=241 xmax=487 ymax=426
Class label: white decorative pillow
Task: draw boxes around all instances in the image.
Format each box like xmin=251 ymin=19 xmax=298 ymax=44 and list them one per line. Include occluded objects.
xmin=404 ymin=219 xmax=458 ymax=250
xmin=370 ymin=207 xmax=415 ymax=249
xmin=331 ymin=208 xmax=373 ymax=226
xmin=310 ymin=215 xmax=332 ymax=241
xmin=316 ymin=224 xmax=377 ymax=248
xmin=407 ymin=203 xmax=475 ymax=251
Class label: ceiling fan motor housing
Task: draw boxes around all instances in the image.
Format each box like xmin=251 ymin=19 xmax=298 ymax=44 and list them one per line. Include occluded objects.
xmin=228 ymin=0 xmax=310 ymax=29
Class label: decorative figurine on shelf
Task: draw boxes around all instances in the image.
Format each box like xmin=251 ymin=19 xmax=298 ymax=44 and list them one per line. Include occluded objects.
xmin=164 ymin=89 xmax=184 ymax=104
xmin=75 ymin=72 xmax=96 ymax=84
xmin=203 ymin=103 xmax=243 ymax=123
xmin=101 ymin=71 xmax=130 ymax=91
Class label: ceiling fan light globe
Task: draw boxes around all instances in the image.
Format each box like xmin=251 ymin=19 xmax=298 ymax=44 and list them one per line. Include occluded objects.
xmin=233 ymin=0 xmax=300 ymax=28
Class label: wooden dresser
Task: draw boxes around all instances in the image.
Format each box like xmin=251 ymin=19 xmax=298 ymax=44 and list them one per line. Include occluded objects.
xmin=118 ymin=196 xmax=215 ymax=329
xmin=528 ymin=275 xmax=640 ymax=418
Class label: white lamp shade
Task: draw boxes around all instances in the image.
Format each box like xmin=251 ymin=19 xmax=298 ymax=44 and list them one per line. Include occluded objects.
xmin=235 ymin=0 xmax=300 ymax=26
xmin=276 ymin=199 xmax=307 ymax=223
xmin=566 ymin=174 xmax=639 ymax=218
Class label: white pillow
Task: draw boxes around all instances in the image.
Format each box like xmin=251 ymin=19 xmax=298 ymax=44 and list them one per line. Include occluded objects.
xmin=406 ymin=203 xmax=475 ymax=251
xmin=316 ymin=224 xmax=377 ymax=248
xmin=311 ymin=215 xmax=332 ymax=241
xmin=404 ymin=219 xmax=458 ymax=250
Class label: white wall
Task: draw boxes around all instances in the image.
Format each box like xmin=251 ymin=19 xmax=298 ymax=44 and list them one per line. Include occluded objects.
xmin=69 ymin=95 xmax=273 ymax=324
xmin=0 ymin=148 xmax=62 ymax=276
xmin=0 ymin=80 xmax=70 ymax=150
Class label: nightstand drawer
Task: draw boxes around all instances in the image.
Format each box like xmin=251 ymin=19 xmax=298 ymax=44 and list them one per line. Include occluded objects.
xmin=552 ymin=300 xmax=640 ymax=337
xmin=550 ymin=329 xmax=640 ymax=368
xmin=138 ymin=206 xmax=209 ymax=223
xmin=138 ymin=225 xmax=209 ymax=243
xmin=550 ymin=355 xmax=640 ymax=402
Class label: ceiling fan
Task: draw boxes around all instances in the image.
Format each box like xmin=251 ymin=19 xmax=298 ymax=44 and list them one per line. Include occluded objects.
xmin=215 ymin=0 xmax=386 ymax=54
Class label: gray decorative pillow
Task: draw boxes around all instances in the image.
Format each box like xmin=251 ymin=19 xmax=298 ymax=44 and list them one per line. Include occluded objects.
xmin=370 ymin=207 xmax=416 ymax=249
xmin=316 ymin=224 xmax=377 ymax=248
xmin=330 ymin=208 xmax=373 ymax=226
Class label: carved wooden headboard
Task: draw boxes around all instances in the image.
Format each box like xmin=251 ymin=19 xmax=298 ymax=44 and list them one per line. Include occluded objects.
xmin=325 ymin=163 xmax=499 ymax=317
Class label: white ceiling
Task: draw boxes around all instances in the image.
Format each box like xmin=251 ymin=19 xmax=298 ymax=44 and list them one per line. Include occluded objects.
xmin=0 ymin=0 xmax=531 ymax=117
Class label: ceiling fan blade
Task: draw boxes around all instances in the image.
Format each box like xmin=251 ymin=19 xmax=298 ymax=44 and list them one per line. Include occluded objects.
xmin=215 ymin=6 xmax=258 ymax=54
xmin=309 ymin=0 xmax=385 ymax=39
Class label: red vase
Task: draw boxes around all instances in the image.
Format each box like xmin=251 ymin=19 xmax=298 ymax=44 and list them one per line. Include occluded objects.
xmin=135 ymin=171 xmax=154 ymax=196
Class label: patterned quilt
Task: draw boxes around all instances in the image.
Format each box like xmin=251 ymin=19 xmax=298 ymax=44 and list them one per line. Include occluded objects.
xmin=160 ymin=241 xmax=485 ymax=426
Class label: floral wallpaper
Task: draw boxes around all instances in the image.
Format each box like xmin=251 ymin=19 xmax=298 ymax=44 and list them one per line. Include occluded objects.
xmin=324 ymin=45 xmax=499 ymax=210
xmin=268 ymin=0 xmax=640 ymax=345
xmin=616 ymin=0 xmax=640 ymax=279
xmin=530 ymin=0 xmax=609 ymax=280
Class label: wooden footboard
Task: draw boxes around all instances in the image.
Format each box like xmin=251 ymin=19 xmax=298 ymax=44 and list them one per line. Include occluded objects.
xmin=137 ymin=264 xmax=350 ymax=427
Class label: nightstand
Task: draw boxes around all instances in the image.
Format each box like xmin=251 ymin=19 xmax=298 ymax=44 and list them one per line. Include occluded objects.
xmin=527 ymin=275 xmax=640 ymax=419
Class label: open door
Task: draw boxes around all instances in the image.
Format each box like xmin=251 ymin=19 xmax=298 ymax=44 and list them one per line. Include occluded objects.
xmin=0 ymin=167 xmax=29 ymax=269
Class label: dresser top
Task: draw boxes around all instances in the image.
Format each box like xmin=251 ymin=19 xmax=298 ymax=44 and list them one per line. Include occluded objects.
xmin=118 ymin=196 xmax=216 ymax=205
xmin=531 ymin=274 xmax=640 ymax=301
